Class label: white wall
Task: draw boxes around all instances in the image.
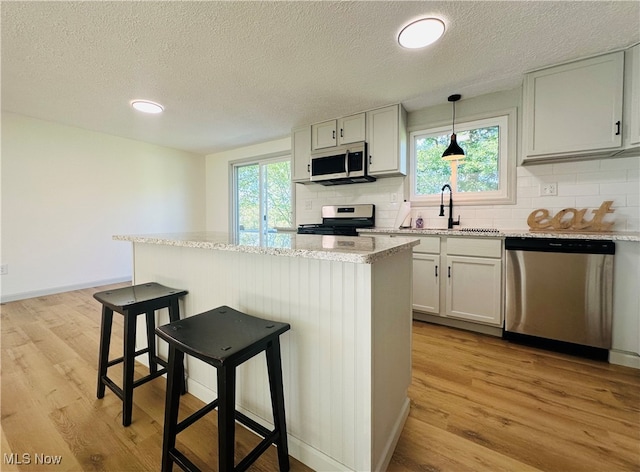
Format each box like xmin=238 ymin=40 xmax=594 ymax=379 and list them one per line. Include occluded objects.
xmin=1 ymin=112 xmax=206 ymax=302
xmin=205 ymin=137 xmax=291 ymax=231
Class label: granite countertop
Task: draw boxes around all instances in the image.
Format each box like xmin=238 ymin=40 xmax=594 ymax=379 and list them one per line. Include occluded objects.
xmin=114 ymin=232 xmax=420 ymax=264
xmin=359 ymin=228 xmax=640 ymax=242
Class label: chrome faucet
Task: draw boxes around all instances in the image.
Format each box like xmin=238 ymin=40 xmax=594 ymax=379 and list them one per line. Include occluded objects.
xmin=440 ymin=184 xmax=460 ymax=229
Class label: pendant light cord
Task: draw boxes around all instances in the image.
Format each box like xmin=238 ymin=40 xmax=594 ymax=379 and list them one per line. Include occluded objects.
xmin=452 ymin=100 xmax=456 ymax=134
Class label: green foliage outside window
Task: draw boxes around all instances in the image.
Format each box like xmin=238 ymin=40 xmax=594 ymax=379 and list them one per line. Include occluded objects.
xmin=415 ymin=126 xmax=499 ymax=195
xmin=236 ymin=159 xmax=292 ymax=246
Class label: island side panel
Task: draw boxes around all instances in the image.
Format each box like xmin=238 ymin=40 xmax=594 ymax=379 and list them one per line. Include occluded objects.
xmin=371 ymin=248 xmax=413 ymax=472
xmin=131 ymin=242 xmax=376 ymax=471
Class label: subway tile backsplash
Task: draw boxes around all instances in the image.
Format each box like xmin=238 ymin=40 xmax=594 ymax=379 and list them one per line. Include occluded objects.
xmin=296 ymin=156 xmax=640 ymax=232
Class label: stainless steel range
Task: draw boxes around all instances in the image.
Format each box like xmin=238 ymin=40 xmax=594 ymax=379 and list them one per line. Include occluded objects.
xmin=297 ymin=204 xmax=375 ymax=236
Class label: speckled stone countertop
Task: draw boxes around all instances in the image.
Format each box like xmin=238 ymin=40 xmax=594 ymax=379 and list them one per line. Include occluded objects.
xmin=358 ymin=228 xmax=640 ymax=242
xmin=114 ymin=232 xmax=420 ymax=264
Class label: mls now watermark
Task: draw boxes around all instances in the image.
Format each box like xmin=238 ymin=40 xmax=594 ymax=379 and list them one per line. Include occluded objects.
xmin=4 ymin=453 xmax=63 ymax=465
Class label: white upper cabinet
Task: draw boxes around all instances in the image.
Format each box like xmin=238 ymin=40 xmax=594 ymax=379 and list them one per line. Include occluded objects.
xmin=619 ymin=43 xmax=640 ymax=155
xmin=295 ymin=104 xmax=406 ymax=182
xmin=311 ymin=113 xmax=366 ymax=150
xmin=366 ymin=104 xmax=407 ymax=176
xmin=292 ymin=126 xmax=312 ymax=182
xmin=522 ymin=51 xmax=624 ymax=162
xmin=312 ymin=120 xmax=337 ymax=150
xmin=338 ymin=113 xmax=366 ymax=145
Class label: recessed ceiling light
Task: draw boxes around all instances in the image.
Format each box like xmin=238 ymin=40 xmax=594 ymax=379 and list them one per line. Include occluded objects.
xmin=131 ymin=100 xmax=164 ymax=114
xmin=398 ymin=18 xmax=445 ymax=49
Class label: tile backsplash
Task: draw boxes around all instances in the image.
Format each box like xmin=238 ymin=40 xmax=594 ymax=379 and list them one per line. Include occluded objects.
xmin=295 ymin=156 xmax=640 ymax=232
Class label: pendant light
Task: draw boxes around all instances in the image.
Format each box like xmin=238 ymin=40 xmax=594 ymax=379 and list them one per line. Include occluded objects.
xmin=442 ymin=94 xmax=465 ymax=161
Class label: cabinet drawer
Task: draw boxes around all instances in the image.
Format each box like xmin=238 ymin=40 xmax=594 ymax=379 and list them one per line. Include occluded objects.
xmin=446 ymin=237 xmax=502 ymax=258
xmin=413 ymin=236 xmax=440 ymax=254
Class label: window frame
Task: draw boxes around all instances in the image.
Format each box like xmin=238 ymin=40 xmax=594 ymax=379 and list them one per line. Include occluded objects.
xmin=229 ymin=151 xmax=294 ymax=243
xmin=409 ymin=108 xmax=517 ymax=206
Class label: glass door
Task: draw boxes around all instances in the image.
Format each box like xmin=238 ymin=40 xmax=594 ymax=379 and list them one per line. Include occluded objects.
xmin=234 ymin=157 xmax=293 ymax=246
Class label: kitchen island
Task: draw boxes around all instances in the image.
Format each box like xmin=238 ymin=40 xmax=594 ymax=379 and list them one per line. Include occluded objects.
xmin=114 ymin=231 xmax=419 ymax=471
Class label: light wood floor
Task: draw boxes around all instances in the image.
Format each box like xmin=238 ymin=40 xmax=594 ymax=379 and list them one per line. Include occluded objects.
xmin=2 ymin=283 xmax=639 ymax=471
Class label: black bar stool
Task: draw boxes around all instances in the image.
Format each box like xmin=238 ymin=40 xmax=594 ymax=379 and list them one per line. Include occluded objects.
xmin=156 ymin=305 xmax=290 ymax=472
xmin=94 ymin=282 xmax=188 ymax=426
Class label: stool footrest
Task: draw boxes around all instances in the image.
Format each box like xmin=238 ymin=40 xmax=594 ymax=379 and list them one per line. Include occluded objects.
xmin=177 ymin=399 xmax=219 ymax=434
xmin=102 ymin=367 xmax=168 ymax=399
xmin=102 ymin=376 xmax=124 ymax=400
xmin=132 ymin=368 xmax=167 ymax=388
xmin=235 ymin=411 xmax=271 ymax=439
xmin=106 ymin=347 xmax=151 ymax=368
xmin=236 ymin=430 xmax=281 ymax=472
xmin=169 ymin=448 xmax=201 ymax=472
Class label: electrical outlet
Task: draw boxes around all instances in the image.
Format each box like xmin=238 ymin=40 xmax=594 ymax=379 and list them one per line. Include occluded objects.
xmin=541 ymin=183 xmax=558 ymax=196
xmin=0 ymin=264 xmax=7 ymax=275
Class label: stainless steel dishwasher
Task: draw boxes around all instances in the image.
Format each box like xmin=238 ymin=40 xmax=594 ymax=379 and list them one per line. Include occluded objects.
xmin=504 ymin=237 xmax=615 ymax=349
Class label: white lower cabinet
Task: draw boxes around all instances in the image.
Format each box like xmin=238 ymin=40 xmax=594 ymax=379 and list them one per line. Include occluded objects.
xmin=445 ymin=255 xmax=502 ymax=325
xmin=412 ymin=236 xmax=503 ymax=327
xmin=412 ymin=253 xmax=440 ymax=313
xmin=610 ymin=241 xmax=640 ymax=367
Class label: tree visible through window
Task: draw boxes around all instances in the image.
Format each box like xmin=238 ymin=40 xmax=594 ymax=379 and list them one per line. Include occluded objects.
xmin=411 ymin=114 xmax=510 ymax=203
xmin=234 ymin=157 xmax=293 ymax=247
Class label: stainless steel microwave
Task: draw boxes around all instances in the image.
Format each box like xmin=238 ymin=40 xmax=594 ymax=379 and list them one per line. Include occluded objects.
xmin=309 ymin=142 xmax=376 ymax=186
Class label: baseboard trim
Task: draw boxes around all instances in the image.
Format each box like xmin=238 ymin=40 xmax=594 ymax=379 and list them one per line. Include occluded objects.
xmin=413 ymin=311 xmax=503 ymax=337
xmin=186 ymin=377 xmax=351 ymax=471
xmin=609 ymin=350 xmax=640 ymax=369
xmin=375 ymin=396 xmax=410 ymax=472
xmin=1 ymin=277 xmax=131 ymax=303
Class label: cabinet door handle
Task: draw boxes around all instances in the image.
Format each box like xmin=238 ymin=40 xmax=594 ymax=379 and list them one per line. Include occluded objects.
xmin=340 ymin=128 xmax=344 ymax=138
xmin=307 ymin=163 xmax=310 ymax=173
xmin=615 ymin=120 xmax=621 ymax=136
xmin=448 ymin=266 xmax=451 ymax=278
xmin=435 ymin=265 xmax=438 ymax=277
xmin=332 ymin=130 xmax=336 ymax=140
xmin=369 ymin=155 xmax=372 ymax=165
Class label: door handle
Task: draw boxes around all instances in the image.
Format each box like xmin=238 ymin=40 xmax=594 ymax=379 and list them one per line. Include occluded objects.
xmin=448 ymin=266 xmax=451 ymax=278
xmin=345 ymin=150 xmax=350 ymax=177
xmin=307 ymin=164 xmax=310 ymax=173
xmin=340 ymin=128 xmax=344 ymax=138
xmin=615 ymin=120 xmax=621 ymax=136
xmin=332 ymin=130 xmax=336 ymax=140
xmin=435 ymin=265 xmax=438 ymax=277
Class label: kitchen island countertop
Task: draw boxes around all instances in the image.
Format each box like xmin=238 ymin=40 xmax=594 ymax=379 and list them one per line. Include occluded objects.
xmin=114 ymin=231 xmax=419 ymax=264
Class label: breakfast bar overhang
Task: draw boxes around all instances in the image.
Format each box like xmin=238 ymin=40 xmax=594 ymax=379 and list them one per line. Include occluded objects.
xmin=115 ymin=232 xmax=418 ymax=472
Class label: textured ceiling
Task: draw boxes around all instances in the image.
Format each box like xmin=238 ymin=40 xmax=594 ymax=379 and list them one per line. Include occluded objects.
xmin=2 ymin=1 xmax=639 ymax=155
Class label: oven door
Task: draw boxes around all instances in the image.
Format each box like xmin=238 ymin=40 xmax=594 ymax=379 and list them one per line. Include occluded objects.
xmin=310 ymin=142 xmax=366 ymax=182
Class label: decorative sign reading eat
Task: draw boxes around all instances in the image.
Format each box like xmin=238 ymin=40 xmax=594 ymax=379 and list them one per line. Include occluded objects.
xmin=527 ymin=201 xmax=615 ymax=232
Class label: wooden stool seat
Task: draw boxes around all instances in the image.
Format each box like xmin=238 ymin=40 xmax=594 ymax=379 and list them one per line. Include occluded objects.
xmin=94 ymin=282 xmax=188 ymax=426
xmin=156 ymin=305 xmax=290 ymax=472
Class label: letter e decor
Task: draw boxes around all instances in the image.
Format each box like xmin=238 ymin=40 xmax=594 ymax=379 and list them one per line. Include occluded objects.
xmin=527 ymin=201 xmax=615 ymax=232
